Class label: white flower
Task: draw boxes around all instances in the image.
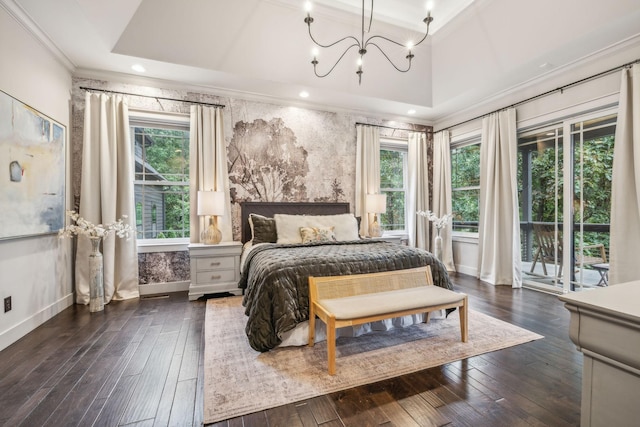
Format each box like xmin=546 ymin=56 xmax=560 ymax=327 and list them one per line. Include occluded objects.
xmin=58 ymin=210 xmax=133 ymax=240
xmin=416 ymin=210 xmax=452 ymax=230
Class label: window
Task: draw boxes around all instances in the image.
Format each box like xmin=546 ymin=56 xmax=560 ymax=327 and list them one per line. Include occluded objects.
xmin=380 ymin=140 xmax=408 ymax=233
xmin=451 ymin=141 xmax=480 ymax=233
xmin=131 ymin=114 xmax=190 ymax=240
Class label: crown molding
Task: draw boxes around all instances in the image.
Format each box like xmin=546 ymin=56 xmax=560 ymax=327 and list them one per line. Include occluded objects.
xmin=0 ymin=0 xmax=75 ymax=71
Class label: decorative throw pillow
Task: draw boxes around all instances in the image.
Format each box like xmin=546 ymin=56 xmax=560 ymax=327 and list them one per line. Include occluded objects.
xmin=300 ymin=226 xmax=337 ymax=244
xmin=249 ymin=214 xmax=277 ymax=244
xmin=275 ymin=213 xmax=359 ymax=243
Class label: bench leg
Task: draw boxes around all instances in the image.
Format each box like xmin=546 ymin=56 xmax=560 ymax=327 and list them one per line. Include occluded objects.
xmin=423 ymin=312 xmax=431 ymax=324
xmin=308 ymin=304 xmax=316 ymax=347
xmin=328 ymin=316 xmax=336 ymax=375
xmin=459 ymin=297 xmax=468 ymax=343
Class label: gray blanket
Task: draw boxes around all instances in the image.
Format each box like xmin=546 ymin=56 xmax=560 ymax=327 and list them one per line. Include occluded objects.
xmin=240 ymin=240 xmax=452 ymax=352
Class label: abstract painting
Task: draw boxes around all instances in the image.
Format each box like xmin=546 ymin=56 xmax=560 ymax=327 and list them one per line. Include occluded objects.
xmin=0 ymin=90 xmax=65 ymax=239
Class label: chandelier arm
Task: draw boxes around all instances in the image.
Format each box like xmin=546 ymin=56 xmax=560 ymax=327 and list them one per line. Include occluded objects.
xmin=367 ymin=42 xmax=412 ymax=72
xmin=364 ymin=31 xmax=430 ymax=50
xmin=307 ymin=25 xmax=361 ymax=49
xmin=409 ymin=24 xmax=432 ymax=48
xmin=313 ymin=43 xmax=360 ymax=78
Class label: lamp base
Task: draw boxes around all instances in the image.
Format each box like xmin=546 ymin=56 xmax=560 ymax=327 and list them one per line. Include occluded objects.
xmin=369 ymin=214 xmax=382 ymax=237
xmin=201 ymin=217 xmax=222 ymax=244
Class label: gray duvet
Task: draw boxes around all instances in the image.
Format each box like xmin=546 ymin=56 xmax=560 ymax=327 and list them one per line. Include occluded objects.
xmin=239 ymin=240 xmax=452 ymax=352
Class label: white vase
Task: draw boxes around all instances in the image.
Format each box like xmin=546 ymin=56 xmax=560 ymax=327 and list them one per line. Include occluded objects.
xmin=434 ymin=231 xmax=443 ymax=261
xmin=88 ymin=236 xmax=104 ymax=312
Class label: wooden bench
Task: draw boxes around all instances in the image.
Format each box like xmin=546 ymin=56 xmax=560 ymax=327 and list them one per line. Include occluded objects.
xmin=308 ymin=266 xmax=468 ymax=375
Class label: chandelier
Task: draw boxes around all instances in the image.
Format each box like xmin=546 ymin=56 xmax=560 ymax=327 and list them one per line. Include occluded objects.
xmin=304 ymin=1 xmax=434 ymax=84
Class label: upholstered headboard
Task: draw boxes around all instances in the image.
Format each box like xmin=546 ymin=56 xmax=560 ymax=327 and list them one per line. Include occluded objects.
xmin=240 ymin=202 xmax=350 ymax=243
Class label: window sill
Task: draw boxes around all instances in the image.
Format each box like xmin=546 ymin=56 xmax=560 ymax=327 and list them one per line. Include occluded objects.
xmin=452 ymin=232 xmax=479 ymax=244
xmin=137 ymin=239 xmax=190 ymax=253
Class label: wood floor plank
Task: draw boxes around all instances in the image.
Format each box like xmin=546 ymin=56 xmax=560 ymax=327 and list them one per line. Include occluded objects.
xmin=167 ymin=378 xmax=197 ymax=427
xmin=329 ymin=387 xmax=389 ymax=427
xmin=151 ymin=353 xmax=183 ymax=427
xmin=369 ymin=391 xmax=421 ymax=427
xmin=265 ymin=403 xmax=304 ymax=427
xmin=119 ymin=330 xmax=180 ymax=424
xmin=305 ymin=395 xmax=341 ymax=425
xmin=293 ymin=401 xmax=323 ymax=427
xmin=91 ymin=374 xmax=140 ymax=427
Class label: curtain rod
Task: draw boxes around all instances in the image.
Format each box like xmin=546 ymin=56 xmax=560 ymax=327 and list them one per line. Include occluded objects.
xmin=79 ymin=86 xmax=225 ymax=108
xmin=355 ymin=122 xmax=430 ymax=133
xmin=434 ymin=57 xmax=640 ymax=134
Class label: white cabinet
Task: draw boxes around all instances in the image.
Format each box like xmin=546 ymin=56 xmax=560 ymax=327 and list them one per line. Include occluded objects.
xmin=559 ymin=282 xmax=640 ymax=427
xmin=188 ymin=241 xmax=242 ymax=300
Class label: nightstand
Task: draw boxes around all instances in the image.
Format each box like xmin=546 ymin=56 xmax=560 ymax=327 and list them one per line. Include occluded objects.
xmin=188 ymin=241 xmax=242 ymax=300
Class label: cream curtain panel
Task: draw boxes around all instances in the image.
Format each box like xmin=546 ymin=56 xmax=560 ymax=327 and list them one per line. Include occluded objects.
xmin=609 ymin=64 xmax=640 ymax=285
xmin=189 ymin=106 xmax=232 ymax=243
xmin=432 ymin=131 xmax=456 ymax=271
xmin=407 ymin=132 xmax=430 ymax=249
xmin=77 ymin=92 xmax=139 ymax=304
xmin=477 ymin=108 xmax=522 ymax=287
xmin=355 ymin=125 xmax=380 ymax=237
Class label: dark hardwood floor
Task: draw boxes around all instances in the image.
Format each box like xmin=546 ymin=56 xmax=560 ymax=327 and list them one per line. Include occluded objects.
xmin=0 ymin=274 xmax=582 ymax=426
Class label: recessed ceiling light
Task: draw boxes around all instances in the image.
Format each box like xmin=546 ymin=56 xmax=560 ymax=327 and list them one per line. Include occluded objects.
xmin=299 ymin=91 xmax=310 ymax=98
xmin=131 ymin=64 xmax=146 ymax=73
xmin=407 ymin=109 xmax=416 ymax=115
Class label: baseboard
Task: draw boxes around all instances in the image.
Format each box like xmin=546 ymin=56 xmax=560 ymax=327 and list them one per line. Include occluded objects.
xmin=139 ymin=281 xmax=189 ymax=296
xmin=455 ymin=264 xmax=478 ymax=277
xmin=0 ymin=292 xmax=74 ymax=352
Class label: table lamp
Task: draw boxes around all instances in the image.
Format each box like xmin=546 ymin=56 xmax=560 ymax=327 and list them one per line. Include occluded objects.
xmin=197 ymin=190 xmax=225 ymax=244
xmin=366 ymin=193 xmax=387 ymax=237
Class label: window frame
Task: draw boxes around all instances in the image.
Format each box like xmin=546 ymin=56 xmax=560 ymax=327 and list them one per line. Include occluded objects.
xmin=129 ymin=111 xmax=191 ymax=249
xmin=450 ymin=136 xmax=481 ymax=236
xmin=379 ymin=138 xmax=409 ymax=236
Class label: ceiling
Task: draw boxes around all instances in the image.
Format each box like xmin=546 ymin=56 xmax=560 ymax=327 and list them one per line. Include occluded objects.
xmin=4 ymin=0 xmax=640 ymax=125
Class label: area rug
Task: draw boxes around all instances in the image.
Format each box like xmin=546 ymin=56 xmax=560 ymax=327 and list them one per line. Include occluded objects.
xmin=203 ymin=296 xmax=543 ymax=424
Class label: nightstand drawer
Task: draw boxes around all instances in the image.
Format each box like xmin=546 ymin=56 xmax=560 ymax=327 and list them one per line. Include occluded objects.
xmin=195 ymin=256 xmax=235 ymax=271
xmin=195 ymin=268 xmax=236 ymax=284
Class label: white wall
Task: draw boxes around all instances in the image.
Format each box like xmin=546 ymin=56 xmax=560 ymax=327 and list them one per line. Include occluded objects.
xmin=0 ymin=6 xmax=73 ymax=351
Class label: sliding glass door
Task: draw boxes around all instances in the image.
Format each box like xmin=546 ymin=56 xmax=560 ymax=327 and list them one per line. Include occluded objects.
xmin=519 ymin=126 xmax=564 ymax=291
xmin=519 ymin=111 xmax=616 ymax=293
xmin=570 ymin=114 xmax=616 ymax=290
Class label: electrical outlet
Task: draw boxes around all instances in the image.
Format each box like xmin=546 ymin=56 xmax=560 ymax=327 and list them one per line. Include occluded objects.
xmin=4 ymin=296 xmax=11 ymax=313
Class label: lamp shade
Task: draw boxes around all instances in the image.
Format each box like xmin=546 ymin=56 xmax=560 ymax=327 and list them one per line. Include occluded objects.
xmin=366 ymin=193 xmax=387 ymax=214
xmin=197 ymin=191 xmax=225 ymax=216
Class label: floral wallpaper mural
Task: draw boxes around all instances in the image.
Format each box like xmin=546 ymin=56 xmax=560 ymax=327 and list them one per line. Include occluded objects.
xmin=228 ymin=118 xmax=309 ymax=202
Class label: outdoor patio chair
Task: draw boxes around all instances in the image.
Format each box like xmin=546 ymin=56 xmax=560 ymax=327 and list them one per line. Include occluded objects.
xmin=529 ymin=223 xmax=607 ymax=277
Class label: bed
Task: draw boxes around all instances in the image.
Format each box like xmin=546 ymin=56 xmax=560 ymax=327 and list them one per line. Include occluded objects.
xmin=239 ymin=202 xmax=453 ymax=352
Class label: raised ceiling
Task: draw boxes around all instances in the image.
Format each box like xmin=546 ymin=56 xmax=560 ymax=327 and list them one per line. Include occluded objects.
xmin=4 ymin=0 xmax=640 ymax=124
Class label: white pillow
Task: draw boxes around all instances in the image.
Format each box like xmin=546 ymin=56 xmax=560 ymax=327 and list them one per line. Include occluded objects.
xmin=274 ymin=213 xmax=359 ymax=244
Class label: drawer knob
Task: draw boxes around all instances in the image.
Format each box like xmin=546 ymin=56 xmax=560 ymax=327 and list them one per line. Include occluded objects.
xmin=211 ymin=275 xmax=221 ymax=280
xmin=210 ymin=261 xmax=221 ymax=267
